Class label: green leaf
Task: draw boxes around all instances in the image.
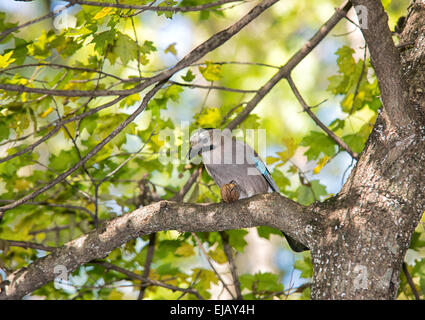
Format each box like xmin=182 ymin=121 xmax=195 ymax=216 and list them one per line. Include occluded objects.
xmin=335 ymin=46 xmax=356 ymax=74
xmin=294 ymin=256 xmax=313 ymax=279
xmin=209 ymin=245 xmax=227 ymax=264
xmin=197 ymin=108 xmax=221 ymax=128
xmin=164 ymin=42 xmax=177 ymax=56
xmin=409 ymin=232 xmax=425 ymax=250
xmin=156 ymin=263 xmax=180 ymax=276
xmin=80 ymin=114 xmax=98 ymax=135
xmin=113 ymin=33 xmax=138 ymax=65
xmin=329 ymin=118 xmax=345 ymax=131
xmin=300 ymin=131 xmax=337 ymax=161
xmin=310 ymin=180 xmax=328 ymax=199
xmin=238 ymin=114 xmax=261 ymax=130
xmin=181 ymin=69 xmax=195 ymax=82
xmin=163 ymin=84 xmax=183 ymax=102
xmin=226 ymin=229 xmax=248 ymax=252
xmin=343 ymin=134 xmax=365 ymax=154
xmin=10 ymin=37 xmax=29 ymax=65
xmin=271 ymin=168 xmax=290 ymax=191
xmin=49 ymin=150 xmax=80 ymax=172
xmin=157 ymin=0 xmax=178 ymax=19
xmin=0 ymin=122 xmax=9 ymax=140
xmin=92 ymin=29 xmax=115 ymax=55
xmin=257 ymin=226 xmax=282 ymax=240
xmin=296 ymin=185 xmax=315 ymax=205
xmin=175 ymin=242 xmax=195 ymax=257
xmin=240 ymin=272 xmax=283 ymax=294
xmin=0 ymin=12 xmax=18 ymax=43
xmin=141 ymin=40 xmax=157 ymax=54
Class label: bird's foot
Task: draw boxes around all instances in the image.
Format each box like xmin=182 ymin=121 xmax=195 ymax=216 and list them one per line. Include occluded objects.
xmin=220 ymin=180 xmax=240 ymax=203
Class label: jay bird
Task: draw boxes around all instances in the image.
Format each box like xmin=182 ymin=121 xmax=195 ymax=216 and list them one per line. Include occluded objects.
xmin=188 ymin=128 xmax=308 ymax=252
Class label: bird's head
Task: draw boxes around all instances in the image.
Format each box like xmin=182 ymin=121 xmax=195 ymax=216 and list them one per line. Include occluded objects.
xmin=188 ymin=128 xmax=232 ymax=160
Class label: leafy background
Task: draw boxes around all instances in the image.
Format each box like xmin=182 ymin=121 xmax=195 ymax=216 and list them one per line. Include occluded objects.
xmin=0 ymin=0 xmax=423 ymax=299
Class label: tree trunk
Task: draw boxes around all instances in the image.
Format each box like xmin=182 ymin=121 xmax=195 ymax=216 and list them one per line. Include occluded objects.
xmin=311 ymin=0 xmax=425 ymax=299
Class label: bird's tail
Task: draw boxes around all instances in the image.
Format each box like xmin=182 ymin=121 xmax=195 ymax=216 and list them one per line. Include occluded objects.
xmin=281 ymin=231 xmax=309 ymax=252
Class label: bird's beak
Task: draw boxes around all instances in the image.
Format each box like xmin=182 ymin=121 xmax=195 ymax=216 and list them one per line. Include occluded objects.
xmin=187 ymin=146 xmax=201 ymax=160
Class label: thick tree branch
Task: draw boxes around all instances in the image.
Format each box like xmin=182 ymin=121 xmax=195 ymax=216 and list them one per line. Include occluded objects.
xmin=351 ymin=0 xmax=409 ymax=129
xmin=71 ymin=0 xmax=244 ymax=13
xmin=0 ymin=193 xmax=319 ymax=300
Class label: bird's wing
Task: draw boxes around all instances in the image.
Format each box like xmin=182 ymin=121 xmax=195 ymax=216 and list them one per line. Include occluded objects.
xmin=238 ymin=139 xmax=280 ymax=193
xmin=252 ymin=156 xmax=280 ymax=193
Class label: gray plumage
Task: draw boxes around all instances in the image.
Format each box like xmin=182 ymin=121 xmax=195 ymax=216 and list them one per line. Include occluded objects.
xmin=189 ymin=128 xmax=308 ymax=252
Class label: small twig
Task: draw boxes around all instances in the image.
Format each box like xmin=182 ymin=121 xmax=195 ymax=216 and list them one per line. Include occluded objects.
xmin=0 ymin=3 xmax=73 ymax=42
xmin=169 ymin=80 xmax=257 ymax=94
xmin=220 ymin=103 xmax=246 ymax=127
xmin=93 ymin=260 xmax=204 ymax=300
xmin=349 ymin=44 xmax=368 ymax=114
xmin=219 ymin=231 xmax=243 ymax=300
xmin=0 ymin=81 xmax=166 ymax=218
xmin=171 ymin=167 xmax=202 ymax=202
xmin=0 ymin=95 xmax=126 ymax=165
xmin=0 ymin=200 xmax=94 ymax=219
xmin=402 ymin=262 xmax=421 ymax=300
xmin=137 ymin=233 xmax=156 ymax=300
xmin=286 ymin=75 xmax=358 ymax=160
xmin=191 ymin=232 xmax=236 ymax=299
xmin=177 ymin=270 xmax=202 ymax=300
xmin=396 ymin=41 xmax=415 ymax=49
xmin=0 ymin=240 xmax=55 ymax=252
xmin=226 ymin=1 xmax=353 ymax=130
xmin=96 ymin=125 xmax=158 ymax=185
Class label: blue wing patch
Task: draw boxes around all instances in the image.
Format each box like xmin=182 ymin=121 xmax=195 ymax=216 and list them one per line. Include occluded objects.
xmin=253 ymin=157 xmax=280 ymax=193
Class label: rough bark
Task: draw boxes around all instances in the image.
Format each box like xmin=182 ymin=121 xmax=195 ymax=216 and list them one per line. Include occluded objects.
xmin=310 ymin=0 xmax=425 ymax=299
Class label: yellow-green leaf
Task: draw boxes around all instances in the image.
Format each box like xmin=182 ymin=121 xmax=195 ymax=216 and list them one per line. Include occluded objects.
xmin=107 ymin=289 xmax=124 ymax=300
xmin=199 ymin=61 xmax=221 ymax=82
xmin=175 ymin=242 xmax=195 ymax=257
xmin=313 ymin=156 xmax=330 ymax=174
xmin=209 ymin=246 xmax=227 ymax=264
xmin=0 ymin=51 xmax=16 ymax=69
xmin=165 ymin=42 xmax=177 ymax=56
xmin=40 ymin=107 xmax=54 ymax=118
xmin=94 ymin=7 xmax=114 ymax=20
xmin=276 ymin=137 xmax=297 ymax=164
xmin=197 ymin=108 xmax=221 ymax=127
